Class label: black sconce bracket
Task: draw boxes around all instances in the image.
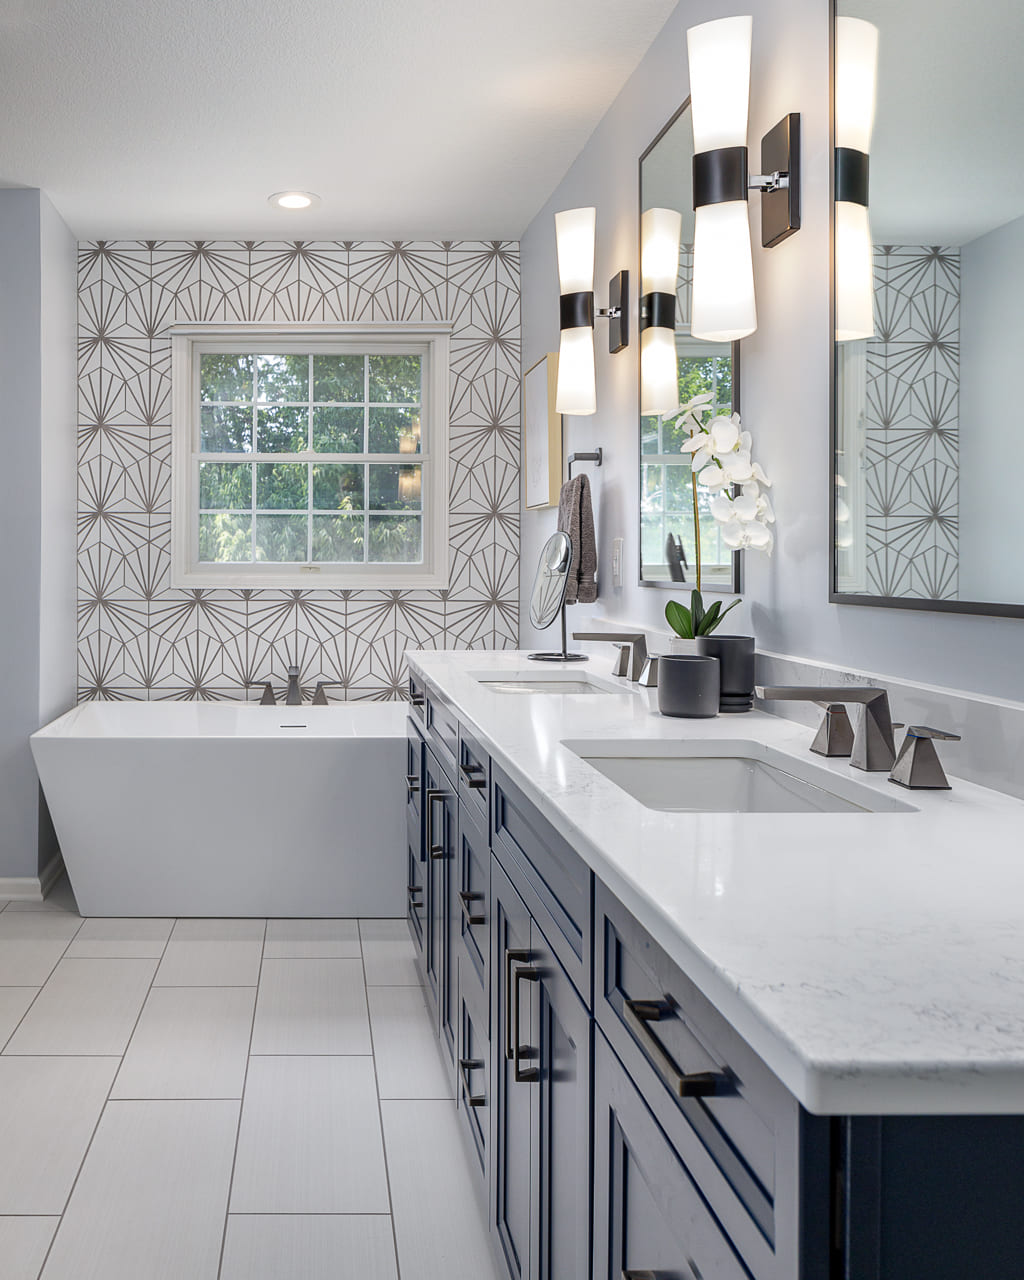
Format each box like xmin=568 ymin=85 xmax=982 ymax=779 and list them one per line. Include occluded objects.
xmin=692 ymin=112 xmax=801 ymax=248
xmin=559 ymin=270 xmax=629 ymax=354
xmin=598 ymin=270 xmax=629 ymax=354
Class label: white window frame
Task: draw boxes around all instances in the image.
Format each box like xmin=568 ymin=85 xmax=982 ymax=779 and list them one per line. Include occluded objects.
xmin=170 ymin=323 xmax=451 ymax=588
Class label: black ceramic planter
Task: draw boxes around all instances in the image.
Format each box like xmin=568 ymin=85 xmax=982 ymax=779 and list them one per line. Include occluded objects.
xmin=695 ymin=634 xmax=755 ymax=713
xmin=657 ymin=655 xmax=720 ymax=718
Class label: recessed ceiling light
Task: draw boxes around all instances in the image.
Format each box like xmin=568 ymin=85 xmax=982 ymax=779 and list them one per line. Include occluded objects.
xmin=268 ymin=191 xmax=320 ymax=210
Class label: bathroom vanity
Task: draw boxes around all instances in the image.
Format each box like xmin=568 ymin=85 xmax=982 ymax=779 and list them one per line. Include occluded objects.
xmin=404 ymin=649 xmax=1024 ymax=1280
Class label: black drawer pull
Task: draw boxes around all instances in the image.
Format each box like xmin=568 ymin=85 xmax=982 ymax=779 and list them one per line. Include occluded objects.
xmin=407 ymin=884 xmax=422 ymax=896
xmin=425 ymin=789 xmax=448 ymax=858
xmin=458 ymin=890 xmax=485 ymax=927
xmin=405 ymin=773 xmax=419 ymax=798
xmin=409 ymin=692 xmax=425 ymax=706
xmin=459 ymin=761 xmax=486 ymax=790
xmin=504 ymin=948 xmax=531 ymax=1061
xmin=513 ymin=963 xmax=539 ymax=1083
xmin=458 ymin=1057 xmax=485 ymax=1107
xmin=623 ymin=998 xmax=726 ymax=1098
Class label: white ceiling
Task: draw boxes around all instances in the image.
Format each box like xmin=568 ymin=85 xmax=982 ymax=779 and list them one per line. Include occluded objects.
xmin=851 ymin=0 xmax=1024 ymax=245
xmin=0 ymin=0 xmax=679 ymax=240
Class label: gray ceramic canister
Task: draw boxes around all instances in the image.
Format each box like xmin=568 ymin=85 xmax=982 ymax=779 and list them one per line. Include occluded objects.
xmin=656 ymin=655 xmax=720 ymax=718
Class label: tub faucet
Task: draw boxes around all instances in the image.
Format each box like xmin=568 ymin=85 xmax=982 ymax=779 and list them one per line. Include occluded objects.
xmin=756 ymin=685 xmax=900 ymax=772
xmin=285 ymin=666 xmax=303 ymax=706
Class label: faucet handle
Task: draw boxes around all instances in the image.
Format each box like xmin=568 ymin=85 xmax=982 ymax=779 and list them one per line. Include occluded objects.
xmin=245 ymin=680 xmax=276 ymax=705
xmin=809 ymin=703 xmax=855 ymax=758
xmin=889 ymin=725 xmax=961 ymax=791
xmin=311 ymin=681 xmax=345 ymax=706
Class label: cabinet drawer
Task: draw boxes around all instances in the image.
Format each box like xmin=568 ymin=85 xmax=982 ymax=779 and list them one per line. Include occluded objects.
xmin=407 ymin=672 xmax=426 ymax=725
xmin=593 ymin=1028 xmax=752 ymax=1280
xmin=458 ymin=724 xmax=490 ymax=820
xmin=492 ymin=763 xmax=592 ymax=1007
xmin=596 ymin=880 xmax=802 ymax=1279
xmin=426 ymin=688 xmax=459 ymax=783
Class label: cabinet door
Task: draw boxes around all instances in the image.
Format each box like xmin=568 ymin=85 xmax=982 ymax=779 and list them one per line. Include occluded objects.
xmin=593 ymin=1030 xmax=752 ymax=1280
xmin=491 ymin=856 xmax=534 ymax=1280
xmin=530 ymin=919 xmax=591 ymax=1280
xmin=424 ymin=747 xmax=455 ymax=1031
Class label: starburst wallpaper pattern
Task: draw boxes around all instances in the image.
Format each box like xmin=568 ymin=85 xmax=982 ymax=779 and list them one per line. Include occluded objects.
xmin=863 ymin=245 xmax=960 ymax=599
xmin=77 ymin=240 xmax=521 ymax=701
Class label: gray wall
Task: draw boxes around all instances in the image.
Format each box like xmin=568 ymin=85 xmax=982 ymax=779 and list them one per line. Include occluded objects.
xmin=959 ymin=213 xmax=1024 ymax=602
xmin=519 ymin=0 xmax=1024 ymax=704
xmin=0 ymin=189 xmax=77 ymax=881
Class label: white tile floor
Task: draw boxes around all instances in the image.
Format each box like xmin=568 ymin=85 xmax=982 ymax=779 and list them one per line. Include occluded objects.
xmin=0 ymin=881 xmax=500 ymax=1280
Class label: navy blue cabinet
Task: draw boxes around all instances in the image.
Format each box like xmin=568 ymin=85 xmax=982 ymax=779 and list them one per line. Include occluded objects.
xmin=407 ymin=694 xmax=1024 ymax=1280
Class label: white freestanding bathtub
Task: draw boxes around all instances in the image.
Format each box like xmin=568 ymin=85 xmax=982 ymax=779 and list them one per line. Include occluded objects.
xmin=31 ymin=701 xmax=407 ymax=917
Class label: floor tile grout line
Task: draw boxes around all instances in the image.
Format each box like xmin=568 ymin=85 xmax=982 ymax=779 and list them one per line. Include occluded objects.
xmin=215 ymin=916 xmax=268 ymax=1280
xmin=359 ymin=917 xmax=403 ymax=1280
xmin=0 ymin=913 xmax=89 ymax=1056
xmin=33 ymin=907 xmax=174 ymax=1280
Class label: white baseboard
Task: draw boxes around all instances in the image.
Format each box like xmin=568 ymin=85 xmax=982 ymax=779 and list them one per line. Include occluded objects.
xmin=0 ymin=853 xmax=65 ymax=901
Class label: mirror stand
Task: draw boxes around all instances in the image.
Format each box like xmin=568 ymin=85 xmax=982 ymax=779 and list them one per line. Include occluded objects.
xmin=529 ymin=599 xmax=588 ymax=663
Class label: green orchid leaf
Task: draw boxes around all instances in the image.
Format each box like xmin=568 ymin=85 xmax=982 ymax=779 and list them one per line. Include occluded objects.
xmin=699 ymin=601 xmax=722 ymax=635
xmin=690 ymin=589 xmax=704 ymax=631
xmin=665 ymin=599 xmax=693 ymax=639
xmin=717 ymin=597 xmax=741 ymax=625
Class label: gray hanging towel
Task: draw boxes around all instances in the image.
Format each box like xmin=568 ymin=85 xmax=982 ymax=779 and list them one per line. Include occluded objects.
xmin=557 ymin=473 xmax=598 ymax=605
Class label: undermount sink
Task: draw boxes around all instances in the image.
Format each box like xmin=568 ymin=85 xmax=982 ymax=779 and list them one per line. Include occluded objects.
xmin=468 ymin=669 xmax=618 ymax=695
xmin=561 ymin=739 xmax=917 ymax=814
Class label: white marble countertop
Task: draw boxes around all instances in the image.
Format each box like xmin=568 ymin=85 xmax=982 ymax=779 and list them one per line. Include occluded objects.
xmin=408 ymin=648 xmax=1024 ymax=1116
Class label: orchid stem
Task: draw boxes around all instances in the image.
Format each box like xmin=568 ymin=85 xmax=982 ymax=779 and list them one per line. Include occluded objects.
xmin=691 ymin=460 xmax=702 ymax=596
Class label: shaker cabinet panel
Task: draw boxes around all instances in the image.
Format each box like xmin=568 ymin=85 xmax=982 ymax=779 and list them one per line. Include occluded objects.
xmin=491 ymin=856 xmax=534 ymax=1280
xmin=593 ymin=1029 xmax=753 ymax=1280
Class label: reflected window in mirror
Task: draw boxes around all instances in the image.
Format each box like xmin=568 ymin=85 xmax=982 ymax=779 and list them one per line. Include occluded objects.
xmin=639 ymin=102 xmax=740 ymax=592
xmin=832 ymin=0 xmax=1024 ymax=618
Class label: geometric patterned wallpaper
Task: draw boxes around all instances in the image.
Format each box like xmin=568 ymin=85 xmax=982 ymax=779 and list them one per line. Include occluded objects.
xmin=863 ymin=245 xmax=960 ymax=598
xmin=77 ymin=240 xmax=520 ymax=701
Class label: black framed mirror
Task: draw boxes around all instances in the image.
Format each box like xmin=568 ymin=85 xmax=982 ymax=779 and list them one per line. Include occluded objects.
xmin=638 ymin=100 xmax=741 ymax=594
xmin=830 ymin=0 xmax=1024 ymax=619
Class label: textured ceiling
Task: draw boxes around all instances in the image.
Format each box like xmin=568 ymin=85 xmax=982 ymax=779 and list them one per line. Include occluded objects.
xmin=0 ymin=0 xmax=679 ymax=240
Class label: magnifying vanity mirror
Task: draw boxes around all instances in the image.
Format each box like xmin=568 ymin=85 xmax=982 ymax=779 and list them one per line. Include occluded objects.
xmin=831 ymin=0 xmax=1024 ymax=618
xmin=639 ymin=102 xmax=740 ymax=593
xmin=528 ymin=531 xmax=586 ymax=662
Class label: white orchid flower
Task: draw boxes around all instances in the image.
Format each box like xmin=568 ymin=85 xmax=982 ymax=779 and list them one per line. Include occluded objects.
xmin=677 ymin=405 xmax=774 ymax=557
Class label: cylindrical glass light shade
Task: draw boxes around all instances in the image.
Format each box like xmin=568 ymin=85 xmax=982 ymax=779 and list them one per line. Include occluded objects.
xmin=835 ymin=17 xmax=878 ymax=153
xmin=686 ymin=16 xmax=752 ymax=152
xmin=556 ymin=328 xmax=597 ymax=417
xmin=687 ymin=17 xmax=756 ymax=342
xmin=640 ymin=208 xmax=682 ymax=415
xmin=835 ymin=17 xmax=878 ymax=341
xmin=555 ymin=207 xmax=597 ymax=415
xmin=835 ymin=201 xmax=874 ymax=342
xmin=691 ymin=203 xmax=756 ymax=342
xmin=640 ymin=328 xmax=679 ymax=417
xmin=640 ymin=207 xmax=682 ymax=295
xmin=554 ymin=207 xmax=596 ymax=293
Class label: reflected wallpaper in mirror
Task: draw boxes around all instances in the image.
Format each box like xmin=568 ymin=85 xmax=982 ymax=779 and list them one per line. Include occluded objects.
xmin=639 ymin=103 xmax=738 ymax=591
xmin=833 ymin=0 xmax=1024 ymax=615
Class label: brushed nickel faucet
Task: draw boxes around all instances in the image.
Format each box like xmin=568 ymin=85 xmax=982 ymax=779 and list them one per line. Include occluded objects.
xmin=756 ymin=685 xmax=900 ymax=772
xmin=572 ymin=632 xmax=649 ymax=681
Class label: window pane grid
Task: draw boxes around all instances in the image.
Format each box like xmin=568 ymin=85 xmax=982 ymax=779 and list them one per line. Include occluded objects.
xmin=196 ymin=350 xmax=427 ymax=568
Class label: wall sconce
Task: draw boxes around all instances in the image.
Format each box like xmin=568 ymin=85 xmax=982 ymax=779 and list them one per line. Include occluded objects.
xmin=834 ymin=16 xmax=878 ymax=342
xmin=686 ymin=16 xmax=801 ymax=342
xmin=639 ymin=207 xmax=682 ymax=416
xmin=554 ymin=207 xmax=629 ymax=416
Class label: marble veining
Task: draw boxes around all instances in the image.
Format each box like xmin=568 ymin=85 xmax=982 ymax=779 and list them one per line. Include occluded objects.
xmin=409 ymin=649 xmax=1024 ymax=1115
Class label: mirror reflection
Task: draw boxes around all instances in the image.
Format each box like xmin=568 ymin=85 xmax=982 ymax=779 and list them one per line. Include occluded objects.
xmin=639 ymin=103 xmax=738 ymax=591
xmin=833 ymin=0 xmax=1024 ymax=613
